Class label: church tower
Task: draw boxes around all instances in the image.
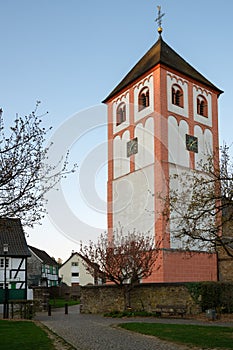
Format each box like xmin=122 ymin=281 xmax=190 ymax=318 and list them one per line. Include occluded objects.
xmin=103 ymin=9 xmax=222 ymax=282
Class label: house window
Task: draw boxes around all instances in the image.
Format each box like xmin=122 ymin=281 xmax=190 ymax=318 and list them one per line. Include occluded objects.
xmin=172 ymin=84 xmax=184 ymax=107
xmin=197 ymin=95 xmax=208 ymax=117
xmin=0 ymin=258 xmax=9 ymax=268
xmin=71 ymin=272 xmax=79 ymax=277
xmin=71 ymin=262 xmax=78 ymax=266
xmin=116 ymin=103 xmax=126 ymax=126
xmin=138 ymin=87 xmax=150 ymax=111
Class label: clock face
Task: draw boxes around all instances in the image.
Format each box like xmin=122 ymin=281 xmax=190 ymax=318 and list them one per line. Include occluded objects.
xmin=127 ymin=138 xmax=138 ymax=157
xmin=186 ymin=134 xmax=198 ymax=153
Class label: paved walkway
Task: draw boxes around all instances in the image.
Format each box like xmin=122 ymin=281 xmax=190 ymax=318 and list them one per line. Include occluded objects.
xmin=35 ymin=305 xmax=233 ymax=350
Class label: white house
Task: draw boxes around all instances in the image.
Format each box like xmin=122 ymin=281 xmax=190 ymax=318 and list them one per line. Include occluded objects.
xmin=59 ymin=252 xmax=103 ymax=286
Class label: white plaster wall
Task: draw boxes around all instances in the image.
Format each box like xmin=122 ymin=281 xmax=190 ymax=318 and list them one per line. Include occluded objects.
xmin=79 ymin=258 xmax=95 ymax=286
xmin=0 ymin=258 xmax=26 ymax=287
xmin=11 ymin=258 xmax=25 ymax=269
xmin=122 ymin=130 xmax=131 ymax=175
xmin=113 ymin=135 xmax=122 ymax=179
xmin=112 ymin=91 xmax=130 ymax=134
xmin=59 ymin=254 xmax=94 ymax=286
xmin=169 ymin=163 xmax=213 ymax=251
xmin=135 ymin=117 xmax=154 ymax=170
xmin=169 ymin=164 xmax=199 ymax=249
xmin=15 ymin=281 xmax=25 ymax=288
xmin=0 ymin=269 xmax=9 ymax=284
xmin=27 ymin=288 xmax=33 ymax=300
xmin=113 ymin=165 xmax=154 ymax=235
xmin=59 ymin=258 xmax=71 ymax=286
xmin=7 ymin=258 xmax=26 ymax=285
xmin=193 ymin=85 xmax=212 ymax=127
xmin=194 ymin=126 xmax=213 ymax=170
xmin=167 ymin=73 xmax=188 ymax=117
xmin=168 ymin=116 xmax=189 ymax=167
xmin=134 ymin=74 xmax=154 ymax=122
xmin=11 ymin=271 xmax=25 ymax=281
xmin=113 ymin=131 xmax=130 ymax=179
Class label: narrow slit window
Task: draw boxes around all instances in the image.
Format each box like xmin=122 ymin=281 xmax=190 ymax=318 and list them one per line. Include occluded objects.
xmin=116 ymin=103 xmax=126 ymax=126
xmin=197 ymin=95 xmax=208 ymax=117
xmin=172 ymin=84 xmax=184 ymax=107
xmin=138 ymin=87 xmax=150 ymax=111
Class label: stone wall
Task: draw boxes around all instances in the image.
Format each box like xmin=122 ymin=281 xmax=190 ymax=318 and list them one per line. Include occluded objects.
xmin=80 ymin=283 xmax=200 ymax=314
xmin=32 ymin=286 xmax=50 ymax=310
xmin=218 ymin=205 xmax=233 ymax=282
xmin=27 ymin=251 xmax=42 ymax=287
xmin=49 ymin=285 xmax=81 ymax=300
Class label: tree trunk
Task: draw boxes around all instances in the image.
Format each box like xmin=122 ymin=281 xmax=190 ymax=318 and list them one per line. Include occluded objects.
xmin=123 ymin=285 xmax=132 ymax=311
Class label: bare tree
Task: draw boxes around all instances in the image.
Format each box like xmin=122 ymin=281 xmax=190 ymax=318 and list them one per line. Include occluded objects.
xmin=167 ymin=144 xmax=233 ymax=257
xmin=0 ymin=102 xmax=76 ymax=227
xmin=80 ymin=229 xmax=159 ymax=309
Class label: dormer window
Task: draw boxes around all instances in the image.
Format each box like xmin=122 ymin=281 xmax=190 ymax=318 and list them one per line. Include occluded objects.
xmin=116 ymin=103 xmax=126 ymax=126
xmin=138 ymin=87 xmax=149 ymax=111
xmin=197 ymin=95 xmax=208 ymax=117
xmin=172 ymin=84 xmax=183 ymax=107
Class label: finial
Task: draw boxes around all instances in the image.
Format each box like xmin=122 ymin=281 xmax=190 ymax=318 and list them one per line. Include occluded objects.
xmin=155 ymin=5 xmax=165 ymax=36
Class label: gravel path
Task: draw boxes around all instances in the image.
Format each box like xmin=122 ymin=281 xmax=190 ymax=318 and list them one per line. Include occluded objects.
xmin=35 ymin=305 xmax=233 ymax=350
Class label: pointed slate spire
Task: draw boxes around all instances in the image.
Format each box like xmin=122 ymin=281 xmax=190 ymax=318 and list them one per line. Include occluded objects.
xmin=103 ymin=36 xmax=223 ymax=103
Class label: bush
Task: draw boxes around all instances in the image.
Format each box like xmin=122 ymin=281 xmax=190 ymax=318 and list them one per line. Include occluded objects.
xmin=187 ymin=282 xmax=233 ymax=313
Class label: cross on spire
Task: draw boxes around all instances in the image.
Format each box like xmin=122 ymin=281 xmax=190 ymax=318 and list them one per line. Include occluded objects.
xmin=155 ymin=5 xmax=165 ymax=36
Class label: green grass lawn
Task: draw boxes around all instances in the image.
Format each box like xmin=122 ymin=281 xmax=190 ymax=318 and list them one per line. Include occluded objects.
xmin=0 ymin=320 xmax=55 ymax=350
xmin=49 ymin=298 xmax=80 ymax=308
xmin=119 ymin=323 xmax=233 ymax=349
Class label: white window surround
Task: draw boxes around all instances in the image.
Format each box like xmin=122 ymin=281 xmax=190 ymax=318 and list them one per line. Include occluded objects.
xmin=112 ymin=91 xmax=130 ymax=134
xmin=193 ymin=85 xmax=212 ymax=127
xmin=167 ymin=73 xmax=188 ymax=118
xmin=134 ymin=74 xmax=154 ymax=122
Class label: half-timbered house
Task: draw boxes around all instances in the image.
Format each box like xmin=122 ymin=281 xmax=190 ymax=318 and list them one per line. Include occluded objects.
xmin=0 ymin=218 xmax=30 ymax=303
xmin=27 ymin=246 xmax=59 ymax=287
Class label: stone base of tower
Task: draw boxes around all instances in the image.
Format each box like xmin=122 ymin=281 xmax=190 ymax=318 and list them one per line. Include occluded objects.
xmin=144 ymin=249 xmax=217 ymax=283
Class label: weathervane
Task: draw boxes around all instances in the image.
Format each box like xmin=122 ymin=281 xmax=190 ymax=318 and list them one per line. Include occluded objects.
xmin=155 ymin=5 xmax=165 ymax=35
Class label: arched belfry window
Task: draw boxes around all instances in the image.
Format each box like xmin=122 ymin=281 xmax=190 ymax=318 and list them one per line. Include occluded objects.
xmin=197 ymin=95 xmax=208 ymax=117
xmin=116 ymin=103 xmax=126 ymax=126
xmin=138 ymin=87 xmax=150 ymax=111
xmin=172 ymin=84 xmax=184 ymax=107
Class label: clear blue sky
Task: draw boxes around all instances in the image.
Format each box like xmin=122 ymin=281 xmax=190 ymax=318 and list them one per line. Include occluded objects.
xmin=0 ymin=0 xmax=232 ymax=261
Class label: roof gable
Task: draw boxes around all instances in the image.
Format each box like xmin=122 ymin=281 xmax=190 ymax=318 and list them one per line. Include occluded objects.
xmin=103 ymin=36 xmax=223 ymax=102
xmin=28 ymin=245 xmax=58 ymax=267
xmin=59 ymin=252 xmax=86 ymax=268
xmin=59 ymin=252 xmax=100 ymax=271
xmin=0 ymin=218 xmax=30 ymax=257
